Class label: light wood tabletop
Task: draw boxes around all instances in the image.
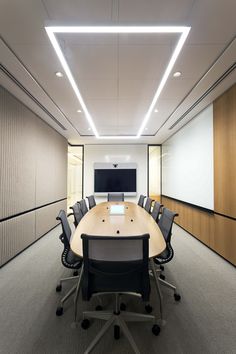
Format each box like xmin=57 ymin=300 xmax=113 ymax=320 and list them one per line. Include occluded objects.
xmin=71 ymin=201 xmax=166 ymax=258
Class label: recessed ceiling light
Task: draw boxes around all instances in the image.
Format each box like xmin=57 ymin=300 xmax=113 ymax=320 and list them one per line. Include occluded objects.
xmin=77 ymin=109 xmax=82 ymax=113
xmin=88 ymin=127 xmax=91 ymax=131
xmin=145 ymin=127 xmax=148 ymax=130
xmin=55 ymin=71 xmax=63 ymax=77
xmin=154 ymin=109 xmax=159 ymax=113
xmin=173 ymin=71 xmax=182 ymax=77
xmin=46 ymin=26 xmax=190 ymax=139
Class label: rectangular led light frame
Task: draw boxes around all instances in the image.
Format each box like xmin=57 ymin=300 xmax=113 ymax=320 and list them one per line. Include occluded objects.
xmin=45 ymin=26 xmax=190 ymax=139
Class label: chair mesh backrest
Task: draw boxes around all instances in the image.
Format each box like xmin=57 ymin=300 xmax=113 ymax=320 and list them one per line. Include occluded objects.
xmin=107 ymin=193 xmax=124 ymax=201
xmin=70 ymin=203 xmax=83 ymax=227
xmin=144 ymin=197 xmax=153 ymax=213
xmin=138 ymin=194 xmax=146 ymax=207
xmin=87 ymin=195 xmax=96 ymax=209
xmin=79 ymin=199 xmax=88 ymax=215
xmin=151 ymin=201 xmax=162 ymax=222
xmin=57 ymin=210 xmax=82 ymax=269
xmin=158 ymin=207 xmax=177 ymax=243
xmin=56 ymin=210 xmax=71 ymax=246
xmin=81 ymin=234 xmax=150 ymax=301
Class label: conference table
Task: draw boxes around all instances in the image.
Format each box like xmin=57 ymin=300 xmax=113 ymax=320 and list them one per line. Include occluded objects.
xmin=70 ymin=201 xmax=166 ymax=322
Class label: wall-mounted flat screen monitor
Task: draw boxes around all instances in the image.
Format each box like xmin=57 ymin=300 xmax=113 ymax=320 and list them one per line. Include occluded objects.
xmin=94 ymin=169 xmax=136 ymax=193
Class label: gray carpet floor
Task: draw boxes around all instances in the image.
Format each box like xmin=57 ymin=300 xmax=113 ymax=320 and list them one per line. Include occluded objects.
xmin=0 ymin=224 xmax=235 ymax=354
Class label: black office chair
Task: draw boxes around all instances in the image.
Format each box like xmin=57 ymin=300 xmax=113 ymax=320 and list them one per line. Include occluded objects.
xmin=151 ymin=201 xmax=163 ymax=223
xmin=153 ymin=207 xmax=181 ymax=301
xmin=144 ymin=197 xmax=153 ymax=213
xmin=69 ymin=202 xmax=83 ymax=228
xmin=55 ymin=210 xmax=83 ymax=316
xmin=79 ymin=198 xmax=88 ymax=215
xmin=137 ymin=194 xmax=146 ymax=207
xmin=80 ymin=234 xmax=160 ymax=353
xmin=107 ymin=192 xmax=124 ymax=201
xmin=86 ymin=195 xmax=96 ymax=209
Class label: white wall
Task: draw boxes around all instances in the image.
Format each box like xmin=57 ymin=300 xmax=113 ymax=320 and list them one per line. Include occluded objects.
xmin=162 ymin=105 xmax=214 ymax=210
xmin=84 ymin=144 xmax=147 ymax=203
xmin=149 ymin=146 xmax=161 ymax=197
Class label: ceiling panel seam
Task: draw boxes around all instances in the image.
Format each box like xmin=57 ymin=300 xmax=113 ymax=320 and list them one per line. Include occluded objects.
xmin=169 ymin=62 xmax=236 ymax=130
xmin=0 ymin=63 xmax=67 ymax=131
xmin=0 ymin=36 xmax=82 ymax=135
xmin=154 ymin=36 xmax=236 ymax=136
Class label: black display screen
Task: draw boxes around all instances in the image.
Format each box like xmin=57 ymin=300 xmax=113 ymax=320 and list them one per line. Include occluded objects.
xmin=94 ymin=169 xmax=136 ymax=193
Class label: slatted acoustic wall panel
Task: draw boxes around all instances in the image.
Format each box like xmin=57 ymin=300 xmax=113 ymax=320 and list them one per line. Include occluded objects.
xmin=0 ymin=86 xmax=67 ymax=266
xmin=161 ymin=84 xmax=236 ymax=266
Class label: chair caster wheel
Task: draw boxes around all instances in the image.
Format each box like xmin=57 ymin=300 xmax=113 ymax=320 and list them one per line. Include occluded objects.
xmin=95 ymin=305 xmax=103 ymax=311
xmin=73 ymin=270 xmax=79 ymax=276
xmin=159 ymin=274 xmax=165 ymax=280
xmin=152 ymin=324 xmax=161 ymax=336
xmin=145 ymin=304 xmax=153 ymax=313
xmin=56 ymin=306 xmax=63 ymax=316
xmin=160 ymin=265 xmax=164 ymax=271
xmin=81 ymin=319 xmax=90 ymax=329
xmin=114 ymin=325 xmax=120 ymax=339
xmin=174 ymin=293 xmax=181 ymax=301
xmin=120 ymin=303 xmax=126 ymax=311
xmin=56 ymin=284 xmax=62 ymax=292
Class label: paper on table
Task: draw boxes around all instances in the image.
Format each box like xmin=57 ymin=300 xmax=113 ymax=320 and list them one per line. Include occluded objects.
xmin=109 ymin=205 xmax=125 ymax=215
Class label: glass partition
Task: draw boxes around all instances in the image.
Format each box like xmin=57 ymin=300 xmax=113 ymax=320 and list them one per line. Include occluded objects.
xmin=67 ymin=145 xmax=83 ymax=209
xmin=148 ymin=145 xmax=161 ymax=202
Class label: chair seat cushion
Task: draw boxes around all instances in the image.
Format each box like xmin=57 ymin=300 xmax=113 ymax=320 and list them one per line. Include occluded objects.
xmin=62 ymin=247 xmax=82 ymax=269
xmin=153 ymin=243 xmax=174 ymax=265
xmin=82 ymin=260 xmax=150 ymax=302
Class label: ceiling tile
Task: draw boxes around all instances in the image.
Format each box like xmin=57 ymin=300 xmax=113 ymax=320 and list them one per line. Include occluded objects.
xmin=118 ymin=44 xmax=173 ymax=79
xmin=118 ymin=0 xmax=195 ymax=23
xmin=44 ymin=0 xmax=113 ymax=23
xmin=0 ymin=0 xmax=235 ymax=144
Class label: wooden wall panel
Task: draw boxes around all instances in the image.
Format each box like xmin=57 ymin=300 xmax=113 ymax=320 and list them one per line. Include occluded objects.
xmin=162 ymin=196 xmax=212 ymax=248
xmin=199 ymin=211 xmax=214 ymax=246
xmin=191 ymin=209 xmax=201 ymax=241
xmin=214 ymin=84 xmax=236 ymax=218
xmin=161 ymin=85 xmax=236 ymax=266
xmin=212 ymin=215 xmax=236 ymax=265
xmin=162 ymin=196 xmax=235 ymax=266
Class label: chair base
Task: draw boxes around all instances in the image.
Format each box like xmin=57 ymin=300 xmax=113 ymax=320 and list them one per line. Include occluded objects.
xmin=150 ymin=264 xmax=181 ymax=300
xmin=82 ymin=294 xmax=159 ymax=354
xmin=56 ymin=282 xmax=78 ymax=316
xmin=58 ymin=274 xmax=80 ymax=287
xmin=158 ymin=277 xmax=181 ymax=301
xmin=56 ymin=271 xmax=81 ymax=316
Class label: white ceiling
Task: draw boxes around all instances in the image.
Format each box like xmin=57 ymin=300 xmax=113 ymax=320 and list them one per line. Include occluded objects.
xmin=0 ymin=0 xmax=235 ymax=144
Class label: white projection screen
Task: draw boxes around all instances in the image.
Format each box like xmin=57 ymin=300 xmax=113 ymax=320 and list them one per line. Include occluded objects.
xmin=162 ymin=105 xmax=214 ymax=210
